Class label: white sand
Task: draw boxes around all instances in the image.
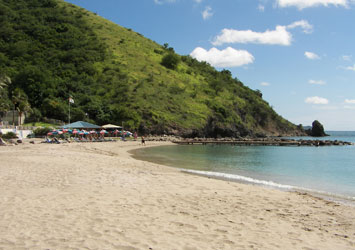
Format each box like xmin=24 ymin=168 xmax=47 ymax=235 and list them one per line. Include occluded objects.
xmin=0 ymin=140 xmax=354 ymax=249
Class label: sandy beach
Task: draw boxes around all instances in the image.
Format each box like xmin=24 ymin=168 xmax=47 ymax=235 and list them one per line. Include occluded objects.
xmin=0 ymin=140 xmax=354 ymax=249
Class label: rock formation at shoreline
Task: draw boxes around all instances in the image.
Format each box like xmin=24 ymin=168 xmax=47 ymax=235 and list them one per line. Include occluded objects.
xmin=305 ymin=120 xmax=328 ymax=137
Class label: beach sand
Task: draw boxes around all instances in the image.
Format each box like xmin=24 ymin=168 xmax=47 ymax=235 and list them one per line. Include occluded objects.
xmin=0 ymin=140 xmax=354 ymax=249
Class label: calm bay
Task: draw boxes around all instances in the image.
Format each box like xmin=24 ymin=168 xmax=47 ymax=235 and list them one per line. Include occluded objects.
xmin=133 ymin=131 xmax=355 ymax=202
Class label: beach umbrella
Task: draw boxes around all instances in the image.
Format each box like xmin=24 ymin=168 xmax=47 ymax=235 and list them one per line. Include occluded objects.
xmin=113 ymin=129 xmax=119 ymax=134
xmin=100 ymin=129 xmax=108 ymax=134
xmin=90 ymin=130 xmax=97 ymax=134
xmin=72 ymin=129 xmax=79 ymax=134
xmin=47 ymin=132 xmax=53 ymax=136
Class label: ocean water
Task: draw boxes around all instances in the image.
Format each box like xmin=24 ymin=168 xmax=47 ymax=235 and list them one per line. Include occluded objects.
xmin=132 ymin=131 xmax=355 ymax=202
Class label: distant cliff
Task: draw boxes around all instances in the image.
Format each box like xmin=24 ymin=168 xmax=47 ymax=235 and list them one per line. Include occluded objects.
xmin=0 ymin=0 xmax=304 ymax=137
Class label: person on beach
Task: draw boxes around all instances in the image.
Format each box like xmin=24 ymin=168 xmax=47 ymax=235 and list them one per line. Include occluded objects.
xmin=0 ymin=137 xmax=7 ymax=146
xmin=141 ymin=136 xmax=145 ymax=146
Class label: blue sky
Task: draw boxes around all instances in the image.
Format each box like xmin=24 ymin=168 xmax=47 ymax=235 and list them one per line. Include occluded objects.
xmin=66 ymin=0 xmax=355 ymax=130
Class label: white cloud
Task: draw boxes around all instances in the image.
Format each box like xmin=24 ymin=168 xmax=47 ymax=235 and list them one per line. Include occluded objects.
xmin=287 ymin=20 xmax=313 ymax=33
xmin=345 ymin=64 xmax=355 ymax=71
xmin=342 ymin=55 xmax=352 ymax=61
xmin=154 ymin=0 xmax=176 ymax=4
xmin=344 ymin=105 xmax=355 ymax=110
xmin=276 ymin=0 xmax=348 ymax=9
xmin=202 ymin=6 xmax=213 ymax=20
xmin=305 ymin=51 xmax=320 ymax=60
xmin=305 ymin=96 xmax=329 ymax=105
xmin=261 ymin=82 xmax=270 ymax=86
xmin=212 ymin=26 xmax=291 ymax=46
xmin=258 ymin=4 xmax=265 ymax=11
xmin=190 ymin=47 xmax=255 ymax=68
xmin=345 ymin=99 xmax=355 ymax=104
xmin=313 ymin=105 xmax=338 ymax=110
xmin=212 ymin=20 xmax=312 ymax=46
xmin=154 ymin=0 xmax=203 ymax=3
xmin=309 ymin=79 xmax=326 ymax=85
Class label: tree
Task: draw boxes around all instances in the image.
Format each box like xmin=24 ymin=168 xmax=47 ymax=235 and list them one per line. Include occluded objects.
xmin=11 ymin=88 xmax=31 ymax=125
xmin=255 ymin=89 xmax=262 ymax=98
xmin=161 ymin=53 xmax=180 ymax=70
xmin=0 ymin=75 xmax=11 ymax=115
xmin=0 ymin=75 xmax=11 ymax=89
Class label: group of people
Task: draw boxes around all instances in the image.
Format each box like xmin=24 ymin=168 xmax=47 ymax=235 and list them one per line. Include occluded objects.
xmin=133 ymin=131 xmax=145 ymax=146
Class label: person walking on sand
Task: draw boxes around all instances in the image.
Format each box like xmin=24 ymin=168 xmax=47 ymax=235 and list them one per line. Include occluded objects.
xmin=141 ymin=136 xmax=145 ymax=146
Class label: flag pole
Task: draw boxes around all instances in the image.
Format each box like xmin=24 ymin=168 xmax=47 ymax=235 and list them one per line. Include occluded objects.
xmin=68 ymin=95 xmax=71 ymax=124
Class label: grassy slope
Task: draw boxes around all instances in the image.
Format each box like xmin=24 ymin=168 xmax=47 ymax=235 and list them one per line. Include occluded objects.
xmin=67 ymin=2 xmax=212 ymax=130
xmin=70 ymin=3 xmax=300 ymax=136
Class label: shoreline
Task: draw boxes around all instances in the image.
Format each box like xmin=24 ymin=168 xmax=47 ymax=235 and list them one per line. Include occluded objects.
xmin=131 ymin=143 xmax=355 ymax=205
xmin=180 ymin=169 xmax=355 ymax=206
xmin=1 ymin=140 xmax=355 ymax=249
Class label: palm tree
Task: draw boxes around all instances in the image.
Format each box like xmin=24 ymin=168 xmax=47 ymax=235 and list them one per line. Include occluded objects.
xmin=11 ymin=88 xmax=31 ymax=126
xmin=17 ymin=100 xmax=32 ymax=125
xmin=0 ymin=75 xmax=11 ymax=123
xmin=0 ymin=75 xmax=11 ymax=90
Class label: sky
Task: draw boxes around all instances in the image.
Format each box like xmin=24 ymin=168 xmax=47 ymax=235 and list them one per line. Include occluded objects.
xmin=66 ymin=0 xmax=355 ymax=130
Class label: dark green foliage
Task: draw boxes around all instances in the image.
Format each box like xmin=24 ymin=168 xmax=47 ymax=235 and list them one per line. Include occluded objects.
xmin=2 ymin=132 xmax=17 ymax=139
xmin=33 ymin=127 xmax=51 ymax=136
xmin=0 ymin=0 xmax=302 ymax=137
xmin=161 ymin=53 xmax=180 ymax=70
xmin=0 ymin=0 xmax=108 ymax=121
xmin=25 ymin=107 xmax=42 ymax=123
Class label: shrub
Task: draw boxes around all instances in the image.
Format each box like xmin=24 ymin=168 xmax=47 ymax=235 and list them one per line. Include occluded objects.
xmin=161 ymin=53 xmax=180 ymax=70
xmin=154 ymin=49 xmax=163 ymax=55
xmin=2 ymin=132 xmax=17 ymax=139
xmin=33 ymin=127 xmax=51 ymax=136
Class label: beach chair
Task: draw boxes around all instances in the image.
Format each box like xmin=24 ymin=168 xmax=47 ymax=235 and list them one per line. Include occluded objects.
xmin=53 ymin=137 xmax=60 ymax=144
xmin=41 ymin=137 xmax=52 ymax=143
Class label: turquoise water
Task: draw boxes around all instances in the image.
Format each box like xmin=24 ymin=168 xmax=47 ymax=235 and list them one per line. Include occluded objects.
xmin=133 ymin=131 xmax=355 ymax=201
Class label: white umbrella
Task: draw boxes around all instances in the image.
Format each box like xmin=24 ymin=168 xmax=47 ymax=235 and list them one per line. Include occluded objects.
xmin=102 ymin=124 xmax=122 ymax=129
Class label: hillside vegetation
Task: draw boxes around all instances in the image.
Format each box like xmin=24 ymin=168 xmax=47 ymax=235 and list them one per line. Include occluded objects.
xmin=0 ymin=0 xmax=304 ymax=137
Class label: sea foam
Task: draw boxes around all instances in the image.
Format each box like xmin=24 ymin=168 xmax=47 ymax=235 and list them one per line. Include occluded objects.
xmin=181 ymin=169 xmax=355 ymax=204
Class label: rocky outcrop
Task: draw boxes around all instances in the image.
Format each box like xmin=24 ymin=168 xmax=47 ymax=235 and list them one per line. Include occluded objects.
xmin=171 ymin=138 xmax=352 ymax=146
xmin=305 ymin=120 xmax=328 ymax=137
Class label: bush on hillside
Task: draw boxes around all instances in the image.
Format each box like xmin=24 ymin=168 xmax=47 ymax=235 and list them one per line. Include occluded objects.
xmin=161 ymin=53 xmax=180 ymax=70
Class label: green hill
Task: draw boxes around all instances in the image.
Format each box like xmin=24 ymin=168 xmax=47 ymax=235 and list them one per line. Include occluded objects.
xmin=0 ymin=0 xmax=304 ymax=137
